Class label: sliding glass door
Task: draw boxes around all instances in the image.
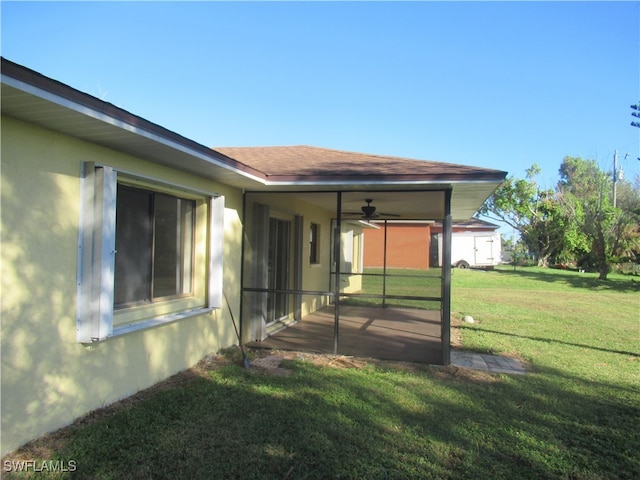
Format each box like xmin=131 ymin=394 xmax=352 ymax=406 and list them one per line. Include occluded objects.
xmin=267 ymin=217 xmax=291 ymax=324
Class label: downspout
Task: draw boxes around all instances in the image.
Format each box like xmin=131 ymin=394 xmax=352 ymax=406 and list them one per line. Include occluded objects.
xmin=333 ymin=192 xmax=342 ymax=355
xmin=441 ymin=189 xmax=453 ymax=366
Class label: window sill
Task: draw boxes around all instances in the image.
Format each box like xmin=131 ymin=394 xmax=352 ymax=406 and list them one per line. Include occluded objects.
xmin=109 ymin=307 xmax=215 ymax=340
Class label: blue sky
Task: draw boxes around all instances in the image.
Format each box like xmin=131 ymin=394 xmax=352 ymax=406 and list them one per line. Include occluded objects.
xmin=2 ymin=1 xmax=639 ymax=190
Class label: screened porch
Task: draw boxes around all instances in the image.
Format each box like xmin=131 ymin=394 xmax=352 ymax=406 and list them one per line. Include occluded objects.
xmin=240 ymin=190 xmax=453 ymax=365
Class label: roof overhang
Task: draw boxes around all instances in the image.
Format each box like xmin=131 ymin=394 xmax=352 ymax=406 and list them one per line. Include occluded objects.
xmin=1 ymin=58 xmax=267 ymax=190
xmin=1 ymin=58 xmax=507 ymax=220
xmin=219 ymin=146 xmax=507 ymax=220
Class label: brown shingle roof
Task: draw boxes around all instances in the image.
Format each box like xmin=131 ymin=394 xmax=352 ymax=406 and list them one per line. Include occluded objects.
xmin=214 ymin=145 xmax=505 ymax=182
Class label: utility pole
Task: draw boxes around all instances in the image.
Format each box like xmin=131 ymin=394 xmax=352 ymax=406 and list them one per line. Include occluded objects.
xmin=613 ymin=150 xmax=617 ymax=208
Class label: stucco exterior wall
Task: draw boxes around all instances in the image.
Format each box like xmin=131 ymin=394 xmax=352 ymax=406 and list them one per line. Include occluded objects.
xmin=0 ymin=116 xmax=244 ymax=454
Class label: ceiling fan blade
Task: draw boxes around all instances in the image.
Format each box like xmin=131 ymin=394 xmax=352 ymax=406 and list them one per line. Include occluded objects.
xmin=342 ymin=200 xmax=402 ymax=219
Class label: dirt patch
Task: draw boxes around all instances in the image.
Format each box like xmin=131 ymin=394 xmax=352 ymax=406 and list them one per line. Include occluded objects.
xmin=431 ymin=364 xmax=500 ymax=383
xmin=450 ymin=315 xmax=464 ymax=348
xmin=266 ymin=350 xmax=369 ymax=369
xmin=249 ymin=349 xmax=434 ymax=375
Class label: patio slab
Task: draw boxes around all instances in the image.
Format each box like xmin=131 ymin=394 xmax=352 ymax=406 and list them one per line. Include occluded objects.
xmin=248 ymin=305 xmax=443 ymax=364
xmin=450 ymin=350 xmax=526 ymax=374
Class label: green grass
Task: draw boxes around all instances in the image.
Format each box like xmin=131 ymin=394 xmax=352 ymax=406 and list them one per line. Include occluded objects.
xmin=342 ymin=268 xmax=443 ymax=309
xmin=4 ymin=267 xmax=639 ymax=479
xmin=452 ymin=267 xmax=639 ymax=383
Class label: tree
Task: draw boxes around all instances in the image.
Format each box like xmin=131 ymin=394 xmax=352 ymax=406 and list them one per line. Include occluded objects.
xmin=482 ymin=156 xmax=639 ymax=278
xmin=556 ymin=156 xmax=622 ymax=280
xmin=612 ymin=174 xmax=640 ymax=266
xmin=479 ymin=164 xmax=568 ymax=267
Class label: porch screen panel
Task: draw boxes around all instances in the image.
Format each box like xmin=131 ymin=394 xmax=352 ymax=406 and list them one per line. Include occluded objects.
xmin=248 ymin=203 xmax=270 ymax=340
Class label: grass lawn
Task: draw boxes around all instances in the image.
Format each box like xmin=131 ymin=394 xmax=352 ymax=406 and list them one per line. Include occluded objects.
xmin=3 ymin=267 xmax=639 ymax=479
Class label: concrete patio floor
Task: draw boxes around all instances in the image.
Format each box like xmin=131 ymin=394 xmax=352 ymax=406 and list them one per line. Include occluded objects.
xmin=247 ymin=305 xmax=443 ymax=364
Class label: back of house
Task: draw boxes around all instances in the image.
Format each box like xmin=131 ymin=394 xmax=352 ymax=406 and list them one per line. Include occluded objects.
xmin=1 ymin=58 xmax=506 ymax=455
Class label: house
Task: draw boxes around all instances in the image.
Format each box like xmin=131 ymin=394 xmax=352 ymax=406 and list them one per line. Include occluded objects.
xmin=0 ymin=57 xmax=507 ymax=454
xmin=363 ymin=219 xmax=502 ymax=269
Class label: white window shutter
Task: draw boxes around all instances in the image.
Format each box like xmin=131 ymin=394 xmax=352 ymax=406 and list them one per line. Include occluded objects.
xmin=207 ymin=195 xmax=224 ymax=308
xmin=76 ymin=165 xmax=116 ymax=342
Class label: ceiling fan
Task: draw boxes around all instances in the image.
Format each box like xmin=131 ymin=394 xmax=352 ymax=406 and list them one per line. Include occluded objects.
xmin=343 ymin=199 xmax=401 ymax=220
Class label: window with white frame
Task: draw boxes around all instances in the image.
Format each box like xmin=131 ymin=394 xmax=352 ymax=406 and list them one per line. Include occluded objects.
xmin=114 ymin=185 xmax=195 ymax=307
xmin=76 ymin=164 xmax=224 ymax=343
xmin=309 ymin=223 xmax=320 ymax=264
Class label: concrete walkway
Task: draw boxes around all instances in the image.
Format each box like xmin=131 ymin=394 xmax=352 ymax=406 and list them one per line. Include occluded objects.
xmin=450 ymin=350 xmax=526 ymax=374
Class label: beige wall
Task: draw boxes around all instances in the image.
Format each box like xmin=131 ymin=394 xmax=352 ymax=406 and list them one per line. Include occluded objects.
xmin=0 ymin=116 xmax=244 ymax=454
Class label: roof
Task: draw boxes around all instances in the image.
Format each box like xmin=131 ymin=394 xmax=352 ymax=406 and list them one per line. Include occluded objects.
xmin=1 ymin=57 xmax=507 ymax=219
xmin=215 ymin=145 xmax=504 ymax=183
xmin=452 ymin=218 xmax=500 ymax=230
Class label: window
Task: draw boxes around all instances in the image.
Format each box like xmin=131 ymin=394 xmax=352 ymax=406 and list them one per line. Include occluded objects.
xmin=76 ymin=164 xmax=224 ymax=343
xmin=114 ymin=185 xmax=195 ymax=307
xmin=309 ymin=223 xmax=320 ymax=264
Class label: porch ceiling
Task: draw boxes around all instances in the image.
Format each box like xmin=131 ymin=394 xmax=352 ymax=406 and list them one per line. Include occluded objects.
xmin=259 ymin=191 xmax=446 ymax=221
xmin=247 ymin=184 xmax=499 ymax=221
xmin=246 ymin=186 xmax=498 ymax=221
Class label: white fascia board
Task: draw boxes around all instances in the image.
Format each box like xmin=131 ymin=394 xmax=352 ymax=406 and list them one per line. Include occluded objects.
xmin=262 ymin=179 xmax=453 ymax=187
xmin=2 ymin=74 xmax=265 ymax=185
xmin=261 ymin=179 xmax=502 ymax=189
